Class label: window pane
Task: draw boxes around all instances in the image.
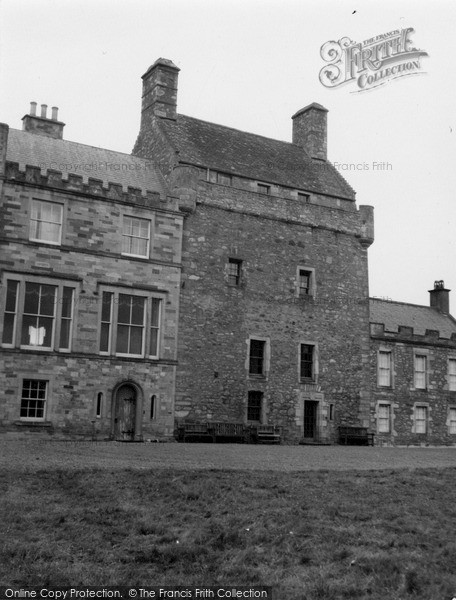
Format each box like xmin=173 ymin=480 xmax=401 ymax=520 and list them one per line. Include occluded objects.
xmin=59 ymin=319 xmax=71 ymax=349
xmin=39 ymin=285 xmax=56 ymax=316
xmin=24 ymin=283 xmax=40 ymax=314
xmin=116 ymin=325 xmax=129 ymax=354
xmin=101 ymin=292 xmax=113 ymax=322
xmin=150 ymin=329 xmax=158 ymax=356
xmin=100 ymin=323 xmax=110 ymax=352
xmin=61 ymin=287 xmax=73 ymax=318
xmin=129 ymin=327 xmax=143 ymax=354
xmin=151 ymin=299 xmax=160 ymax=327
xmin=5 ymin=280 xmax=18 ymax=312
xmin=3 ymin=280 xmax=18 ymax=344
xmin=131 ymin=297 xmax=145 ymax=325
xmin=117 ymin=295 xmax=131 ymax=324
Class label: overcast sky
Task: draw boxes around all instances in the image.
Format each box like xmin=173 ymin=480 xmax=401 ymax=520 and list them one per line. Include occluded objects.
xmin=1 ymin=0 xmax=455 ymax=308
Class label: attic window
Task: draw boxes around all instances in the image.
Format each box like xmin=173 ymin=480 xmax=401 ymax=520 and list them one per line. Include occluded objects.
xmin=298 ymin=192 xmax=310 ymax=202
xmin=257 ymin=184 xmax=270 ymax=195
xmin=217 ymin=173 xmax=232 ymax=186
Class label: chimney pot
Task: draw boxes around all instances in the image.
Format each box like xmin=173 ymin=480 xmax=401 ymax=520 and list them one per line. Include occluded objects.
xmin=30 ymin=102 xmax=37 ymax=116
xmin=51 ymin=106 xmax=58 ymax=120
xmin=41 ymin=104 xmax=48 ymax=119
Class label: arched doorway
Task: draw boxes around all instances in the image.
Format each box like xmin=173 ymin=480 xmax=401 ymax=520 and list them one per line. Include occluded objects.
xmin=113 ymin=383 xmax=138 ymax=441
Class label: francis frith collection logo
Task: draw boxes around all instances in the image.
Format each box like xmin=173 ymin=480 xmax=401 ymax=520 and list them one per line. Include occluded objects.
xmin=319 ymin=27 xmax=428 ymax=92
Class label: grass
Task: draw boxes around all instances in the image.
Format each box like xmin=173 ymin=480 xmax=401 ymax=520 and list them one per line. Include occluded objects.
xmin=1 ymin=467 xmax=456 ymax=599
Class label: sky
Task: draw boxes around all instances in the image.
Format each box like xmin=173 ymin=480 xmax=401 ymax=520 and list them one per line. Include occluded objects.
xmin=1 ymin=0 xmax=455 ymax=307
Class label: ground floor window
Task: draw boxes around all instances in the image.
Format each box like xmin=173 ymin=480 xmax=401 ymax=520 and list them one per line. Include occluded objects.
xmin=415 ymin=406 xmax=428 ymax=434
xmin=247 ymin=391 xmax=263 ymax=422
xmin=449 ymin=407 xmax=456 ymax=434
xmin=20 ymin=379 xmax=47 ymax=420
xmin=378 ymin=403 xmax=391 ymax=433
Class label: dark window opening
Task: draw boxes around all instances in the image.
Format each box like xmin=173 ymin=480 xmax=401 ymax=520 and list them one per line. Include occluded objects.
xmin=257 ymin=184 xmax=270 ymax=195
xmin=298 ymin=192 xmax=310 ymax=203
xmin=247 ymin=391 xmax=263 ymax=422
xmin=150 ymin=395 xmax=156 ymax=420
xmin=249 ymin=339 xmax=265 ymax=375
xmin=228 ymin=258 xmax=242 ymax=286
xmin=217 ymin=173 xmax=232 ymax=186
xmin=300 ymin=344 xmax=314 ymax=379
xmin=298 ymin=269 xmax=312 ymax=296
xmin=96 ymin=392 xmax=103 ymax=418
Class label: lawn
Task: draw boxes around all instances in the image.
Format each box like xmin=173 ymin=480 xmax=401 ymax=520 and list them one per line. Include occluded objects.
xmin=2 ymin=466 xmax=456 ymax=599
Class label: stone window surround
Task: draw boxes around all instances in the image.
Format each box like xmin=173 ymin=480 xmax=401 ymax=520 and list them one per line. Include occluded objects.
xmin=97 ymin=284 xmax=165 ymax=359
xmin=295 ymin=266 xmax=316 ymax=298
xmin=448 ymin=356 xmax=456 ymax=392
xmin=1 ymin=272 xmax=79 ymax=353
xmin=121 ymin=214 xmax=152 ymax=259
xmin=447 ymin=406 xmax=456 ymax=435
xmin=298 ymin=340 xmax=319 ymax=383
xmin=17 ymin=373 xmax=55 ymax=423
xmin=377 ymin=346 xmax=394 ymax=388
xmin=376 ymin=401 xmax=393 ymax=434
xmin=28 ymin=195 xmax=67 ymax=247
xmin=412 ymin=348 xmax=430 ymax=391
xmin=246 ymin=335 xmax=270 ymax=380
xmin=412 ymin=402 xmax=430 ymax=435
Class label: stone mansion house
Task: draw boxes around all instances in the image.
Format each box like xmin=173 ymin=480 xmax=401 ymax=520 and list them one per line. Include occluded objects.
xmin=1 ymin=58 xmax=455 ymax=445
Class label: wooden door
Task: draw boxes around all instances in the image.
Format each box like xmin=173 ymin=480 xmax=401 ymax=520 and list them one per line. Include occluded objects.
xmin=114 ymin=384 xmax=137 ymax=441
xmin=303 ymin=400 xmax=318 ymax=440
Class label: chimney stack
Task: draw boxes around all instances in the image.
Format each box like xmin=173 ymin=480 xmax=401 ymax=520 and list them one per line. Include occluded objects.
xmin=429 ymin=280 xmax=450 ymax=314
xmin=292 ymin=103 xmax=328 ymax=160
xmin=22 ymin=102 xmax=65 ymax=139
xmin=140 ymin=58 xmax=180 ymax=128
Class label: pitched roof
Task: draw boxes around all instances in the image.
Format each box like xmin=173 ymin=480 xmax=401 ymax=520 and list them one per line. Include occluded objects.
xmin=156 ymin=114 xmax=356 ymax=200
xmin=6 ymin=128 xmax=167 ymax=197
xmin=369 ymin=298 xmax=456 ymax=339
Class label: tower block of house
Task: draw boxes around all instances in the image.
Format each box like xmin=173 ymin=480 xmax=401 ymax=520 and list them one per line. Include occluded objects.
xmin=133 ymin=58 xmax=375 ymax=443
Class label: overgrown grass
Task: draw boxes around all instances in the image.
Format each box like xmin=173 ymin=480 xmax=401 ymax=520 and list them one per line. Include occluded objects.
xmin=1 ymin=467 xmax=456 ymax=599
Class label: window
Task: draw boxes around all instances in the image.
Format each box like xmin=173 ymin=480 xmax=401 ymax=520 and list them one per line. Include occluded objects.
xmin=227 ymin=258 xmax=242 ymax=286
xmin=378 ymin=403 xmax=391 ymax=433
xmin=99 ymin=289 xmax=162 ymax=358
xmin=449 ymin=359 xmax=456 ymax=391
xmin=415 ymin=406 xmax=428 ymax=434
xmin=2 ymin=277 xmax=75 ymax=351
xmin=298 ymin=192 xmax=310 ymax=203
xmin=414 ymin=355 xmax=427 ymax=389
xmin=20 ymin=379 xmax=47 ymax=420
xmin=96 ymin=392 xmax=103 ymax=418
xmin=257 ymin=183 xmax=270 ymax=195
xmin=122 ymin=216 xmax=150 ymax=257
xmin=247 ymin=391 xmax=263 ymax=422
xmin=30 ymin=200 xmax=63 ymax=245
xmin=449 ymin=408 xmax=456 ymax=434
xmin=249 ymin=339 xmax=265 ymax=375
xmin=329 ymin=404 xmax=334 ymax=421
xmin=150 ymin=395 xmax=156 ymax=420
xmin=378 ymin=350 xmax=392 ymax=387
xmin=300 ymin=344 xmax=315 ymax=380
xmin=217 ymin=173 xmax=232 ymax=186
xmin=298 ymin=269 xmax=312 ymax=296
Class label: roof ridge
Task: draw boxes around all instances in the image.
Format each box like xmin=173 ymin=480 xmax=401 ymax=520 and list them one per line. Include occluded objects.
xmin=369 ymin=297 xmax=436 ymax=309
xmin=9 ymin=128 xmax=153 ymax=161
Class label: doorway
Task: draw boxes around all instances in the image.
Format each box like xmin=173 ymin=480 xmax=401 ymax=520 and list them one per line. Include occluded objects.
xmin=303 ymin=400 xmax=318 ymax=440
xmin=113 ymin=383 xmax=137 ymax=441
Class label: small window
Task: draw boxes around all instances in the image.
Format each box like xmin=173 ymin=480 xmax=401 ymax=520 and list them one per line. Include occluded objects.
xmin=449 ymin=408 xmax=456 ymax=434
xmin=300 ymin=344 xmax=315 ymax=380
xmin=449 ymin=359 xmax=456 ymax=391
xmin=378 ymin=351 xmax=392 ymax=387
xmin=298 ymin=192 xmax=310 ymax=203
xmin=30 ymin=200 xmax=63 ymax=245
xmin=217 ymin=173 xmax=232 ymax=186
xmin=228 ymin=258 xmax=242 ymax=286
xmin=415 ymin=406 xmax=428 ymax=434
xmin=122 ymin=216 xmax=150 ymax=258
xmin=298 ymin=269 xmax=312 ymax=296
xmin=20 ymin=379 xmax=47 ymax=421
xmin=257 ymin=183 xmax=270 ymax=195
xmin=378 ymin=403 xmax=391 ymax=433
xmin=150 ymin=395 xmax=156 ymax=420
xmin=414 ymin=355 xmax=427 ymax=389
xmin=329 ymin=404 xmax=334 ymax=421
xmin=249 ymin=339 xmax=265 ymax=375
xmin=96 ymin=392 xmax=103 ymax=418
xmin=247 ymin=391 xmax=263 ymax=422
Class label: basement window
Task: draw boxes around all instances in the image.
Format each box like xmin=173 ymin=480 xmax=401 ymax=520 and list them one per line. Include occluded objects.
xmin=20 ymin=379 xmax=47 ymax=421
xmin=247 ymin=391 xmax=263 ymax=422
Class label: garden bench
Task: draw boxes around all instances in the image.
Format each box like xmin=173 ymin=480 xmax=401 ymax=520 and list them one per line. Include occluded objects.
xmin=338 ymin=426 xmax=374 ymax=446
xmin=177 ymin=422 xmax=215 ymax=442
xmin=251 ymin=424 xmax=282 ymax=444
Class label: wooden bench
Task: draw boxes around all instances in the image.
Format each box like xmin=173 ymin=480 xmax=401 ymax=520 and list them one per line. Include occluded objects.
xmin=251 ymin=424 xmax=282 ymax=444
xmin=338 ymin=426 xmax=374 ymax=446
xmin=177 ymin=422 xmax=215 ymax=442
xmin=213 ymin=422 xmax=246 ymax=443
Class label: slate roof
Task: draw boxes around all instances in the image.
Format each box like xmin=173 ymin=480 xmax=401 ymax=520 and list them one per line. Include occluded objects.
xmin=6 ymin=128 xmax=167 ymax=197
xmin=369 ymin=299 xmax=456 ymax=339
xmin=156 ymin=114 xmax=356 ymax=200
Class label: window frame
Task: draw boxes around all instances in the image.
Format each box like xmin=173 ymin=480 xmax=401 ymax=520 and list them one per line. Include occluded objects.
xmin=257 ymin=183 xmax=270 ymax=195
xmin=98 ymin=286 xmax=164 ymax=359
xmin=1 ymin=274 xmax=78 ymax=353
xmin=414 ymin=353 xmax=428 ymax=390
xmin=29 ymin=199 xmax=63 ymax=246
xmin=296 ymin=266 xmax=316 ymax=298
xmin=297 ymin=192 xmax=311 ymax=203
xmin=300 ymin=343 xmax=317 ymax=381
xmin=414 ymin=404 xmax=428 ymax=434
xmin=20 ymin=378 xmax=48 ymax=422
xmin=449 ymin=358 xmax=456 ymax=392
xmin=247 ymin=336 xmax=270 ymax=378
xmin=247 ymin=390 xmax=263 ymax=423
xmin=377 ymin=349 xmax=393 ymax=388
xmin=121 ymin=215 xmax=151 ymax=259
xmin=377 ymin=402 xmax=391 ymax=433
xmin=227 ymin=258 xmax=242 ymax=286
xmin=448 ymin=406 xmax=456 ymax=435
